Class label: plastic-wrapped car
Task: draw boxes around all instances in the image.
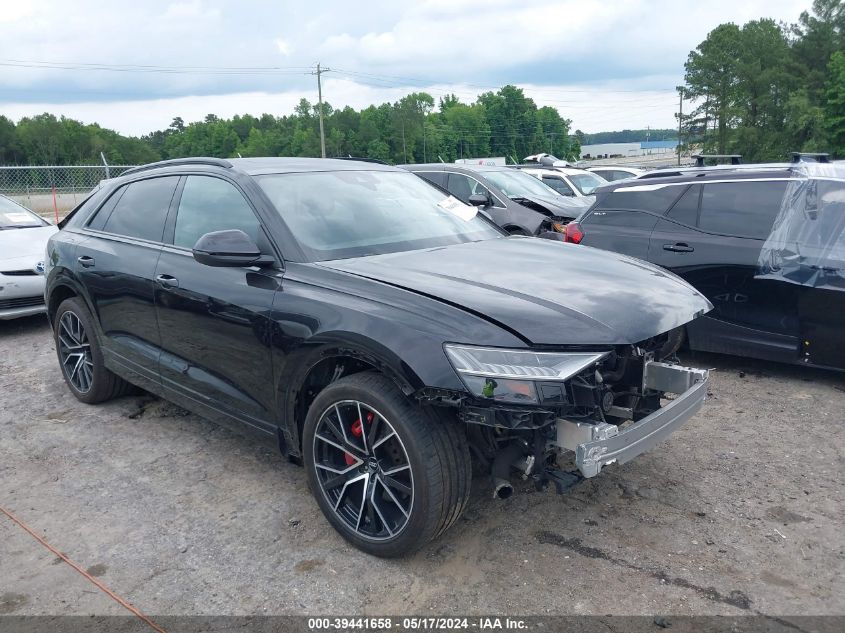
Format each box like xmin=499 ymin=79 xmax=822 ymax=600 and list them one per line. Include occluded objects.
xmin=573 ymin=162 xmax=845 ymax=370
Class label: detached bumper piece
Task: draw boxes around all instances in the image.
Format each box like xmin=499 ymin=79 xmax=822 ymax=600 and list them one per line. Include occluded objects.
xmin=561 ymin=362 xmax=709 ymax=478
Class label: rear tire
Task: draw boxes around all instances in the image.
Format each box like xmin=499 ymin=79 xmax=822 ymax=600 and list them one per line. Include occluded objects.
xmin=303 ymin=372 xmax=471 ymax=557
xmin=54 ymin=297 xmax=134 ymax=404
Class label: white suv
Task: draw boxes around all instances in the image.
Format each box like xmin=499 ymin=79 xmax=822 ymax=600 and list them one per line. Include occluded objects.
xmin=586 ymin=166 xmax=647 ymax=182
xmin=516 ymin=166 xmax=608 ymax=199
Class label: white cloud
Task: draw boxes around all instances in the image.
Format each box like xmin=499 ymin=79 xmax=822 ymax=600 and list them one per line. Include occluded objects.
xmin=274 ymin=37 xmax=292 ymax=57
xmin=161 ymin=0 xmax=219 ymax=21
xmin=0 ymin=0 xmax=814 ymax=134
xmin=0 ymin=0 xmax=35 ymax=23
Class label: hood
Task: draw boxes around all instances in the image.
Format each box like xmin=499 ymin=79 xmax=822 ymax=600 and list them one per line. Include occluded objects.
xmin=0 ymin=225 xmax=57 ymax=266
xmin=516 ymin=194 xmax=593 ymax=219
xmin=320 ymin=237 xmax=712 ymax=346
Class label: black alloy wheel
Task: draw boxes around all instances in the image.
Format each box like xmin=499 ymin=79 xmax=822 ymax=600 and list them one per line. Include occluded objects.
xmin=53 ymin=297 xmax=134 ymax=404
xmin=312 ymin=400 xmax=414 ymax=540
xmin=57 ymin=310 xmax=94 ymax=393
xmin=303 ymin=372 xmax=471 ymax=557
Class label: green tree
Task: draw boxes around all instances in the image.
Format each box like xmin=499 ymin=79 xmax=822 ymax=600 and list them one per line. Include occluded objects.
xmin=684 ymin=23 xmax=743 ymax=154
xmin=825 ymin=50 xmax=845 ymax=154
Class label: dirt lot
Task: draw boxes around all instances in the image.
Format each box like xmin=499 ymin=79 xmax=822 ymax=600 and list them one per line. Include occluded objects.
xmin=1 ymin=314 xmax=843 ymax=618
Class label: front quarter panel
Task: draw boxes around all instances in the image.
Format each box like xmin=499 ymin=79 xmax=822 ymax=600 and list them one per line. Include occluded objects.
xmin=272 ymin=263 xmax=524 ymax=453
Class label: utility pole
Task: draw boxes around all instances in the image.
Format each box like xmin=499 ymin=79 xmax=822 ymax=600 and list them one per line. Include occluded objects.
xmin=402 ymin=120 xmax=407 ymax=163
xmin=313 ymin=62 xmax=331 ymax=158
xmin=677 ymin=88 xmax=683 ymax=166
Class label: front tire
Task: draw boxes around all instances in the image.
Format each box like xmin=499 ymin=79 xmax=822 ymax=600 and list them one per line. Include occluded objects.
xmin=54 ymin=297 xmax=133 ymax=404
xmin=303 ymin=373 xmax=471 ymax=557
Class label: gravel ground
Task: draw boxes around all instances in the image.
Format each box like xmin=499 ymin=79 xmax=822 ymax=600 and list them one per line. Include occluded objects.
xmin=1 ymin=314 xmax=843 ymax=618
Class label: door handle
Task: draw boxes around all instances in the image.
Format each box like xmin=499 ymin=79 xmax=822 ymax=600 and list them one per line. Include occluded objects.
xmin=663 ymin=243 xmax=694 ymax=253
xmin=77 ymin=255 xmax=95 ymax=268
xmin=155 ymin=274 xmax=179 ymax=288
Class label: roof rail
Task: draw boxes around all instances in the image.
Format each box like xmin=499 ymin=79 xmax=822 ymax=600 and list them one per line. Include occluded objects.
xmin=790 ymin=152 xmax=830 ymax=163
xmin=336 ymin=156 xmax=390 ymax=165
xmin=120 ymin=157 xmax=233 ymax=176
xmin=693 ymin=154 xmax=742 ymax=167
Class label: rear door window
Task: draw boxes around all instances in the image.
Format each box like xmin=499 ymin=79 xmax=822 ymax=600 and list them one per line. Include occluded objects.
xmin=596 ymin=184 xmax=684 ymax=212
xmin=99 ymin=177 xmax=180 ymax=242
xmin=666 ymin=184 xmax=700 ymax=226
xmin=698 ymin=181 xmax=788 ymax=239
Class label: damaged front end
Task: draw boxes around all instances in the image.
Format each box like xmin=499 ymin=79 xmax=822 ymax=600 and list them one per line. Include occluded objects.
xmin=435 ymin=333 xmax=709 ymax=496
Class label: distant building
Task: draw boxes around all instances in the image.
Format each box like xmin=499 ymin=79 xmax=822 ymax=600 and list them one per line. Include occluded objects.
xmin=640 ymin=140 xmax=678 ymax=150
xmin=581 ymin=140 xmax=679 ymax=160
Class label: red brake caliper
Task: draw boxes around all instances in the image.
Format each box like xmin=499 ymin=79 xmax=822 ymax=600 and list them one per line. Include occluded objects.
xmin=344 ymin=411 xmax=374 ymax=466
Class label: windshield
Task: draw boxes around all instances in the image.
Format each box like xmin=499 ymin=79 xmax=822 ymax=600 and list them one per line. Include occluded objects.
xmin=257 ymin=170 xmax=503 ymax=261
xmin=480 ymin=169 xmax=562 ymax=199
xmin=568 ymin=172 xmax=607 ymax=195
xmin=0 ymin=197 xmax=46 ymax=229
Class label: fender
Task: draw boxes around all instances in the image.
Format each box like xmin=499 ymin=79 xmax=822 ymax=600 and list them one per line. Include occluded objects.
xmin=274 ymin=333 xmax=431 ymax=459
xmin=45 ymin=269 xmax=99 ymax=334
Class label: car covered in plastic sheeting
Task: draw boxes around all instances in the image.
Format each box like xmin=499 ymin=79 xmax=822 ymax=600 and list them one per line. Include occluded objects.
xmin=575 ymin=162 xmax=845 ymax=371
xmin=757 ymin=162 xmax=845 ymax=368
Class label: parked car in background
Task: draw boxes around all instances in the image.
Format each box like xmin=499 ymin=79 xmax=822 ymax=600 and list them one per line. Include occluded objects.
xmin=586 ymin=166 xmax=647 ymax=182
xmin=404 ymin=163 xmax=591 ymax=236
xmin=46 ymin=157 xmax=712 ymax=556
xmin=0 ymin=196 xmax=57 ymax=320
xmin=522 ymin=153 xmax=577 ymax=167
xmin=515 ymin=166 xmax=608 ymax=199
xmin=570 ymin=162 xmax=845 ymax=370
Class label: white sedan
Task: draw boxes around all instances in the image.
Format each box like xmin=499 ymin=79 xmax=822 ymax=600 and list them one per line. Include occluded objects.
xmin=0 ymin=196 xmax=58 ymax=320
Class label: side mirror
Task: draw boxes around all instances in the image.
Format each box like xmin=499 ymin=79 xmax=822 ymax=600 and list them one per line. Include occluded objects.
xmin=468 ymin=193 xmax=490 ymax=207
xmin=192 ymin=230 xmax=264 ymax=267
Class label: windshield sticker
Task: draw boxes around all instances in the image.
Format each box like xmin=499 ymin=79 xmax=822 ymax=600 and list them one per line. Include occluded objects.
xmin=3 ymin=212 xmax=34 ymax=224
xmin=437 ymin=196 xmax=477 ymax=222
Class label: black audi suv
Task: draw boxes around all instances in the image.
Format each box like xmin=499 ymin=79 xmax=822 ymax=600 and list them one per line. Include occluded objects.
xmin=46 ymin=157 xmax=711 ymax=556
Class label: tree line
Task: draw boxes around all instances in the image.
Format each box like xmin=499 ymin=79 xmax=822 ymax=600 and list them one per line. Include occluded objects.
xmin=681 ymin=0 xmax=845 ymax=161
xmin=0 ymin=85 xmax=578 ymax=166
xmin=576 ymin=129 xmax=677 ymax=145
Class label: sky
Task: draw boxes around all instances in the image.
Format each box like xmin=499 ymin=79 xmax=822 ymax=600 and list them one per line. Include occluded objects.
xmin=0 ymin=0 xmax=809 ymax=137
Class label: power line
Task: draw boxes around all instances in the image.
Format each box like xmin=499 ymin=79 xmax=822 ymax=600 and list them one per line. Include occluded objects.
xmin=0 ymin=58 xmax=313 ymax=75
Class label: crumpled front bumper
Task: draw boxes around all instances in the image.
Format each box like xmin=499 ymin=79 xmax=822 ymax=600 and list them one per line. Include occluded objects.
xmin=565 ymin=362 xmax=710 ymax=478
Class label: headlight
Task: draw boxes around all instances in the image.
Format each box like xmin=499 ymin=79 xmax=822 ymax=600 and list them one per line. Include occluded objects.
xmin=444 ymin=344 xmax=609 ymax=404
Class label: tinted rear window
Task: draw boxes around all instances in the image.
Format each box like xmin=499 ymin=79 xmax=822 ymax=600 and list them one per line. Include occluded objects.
xmin=666 ymin=184 xmax=699 ymax=225
xmin=595 ymin=184 xmax=683 ymax=212
xmin=99 ymin=177 xmax=179 ymax=242
xmin=698 ymin=181 xmax=788 ymax=239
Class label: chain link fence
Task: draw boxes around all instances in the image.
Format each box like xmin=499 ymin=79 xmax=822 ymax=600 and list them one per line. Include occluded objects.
xmin=0 ymin=165 xmax=138 ymax=220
